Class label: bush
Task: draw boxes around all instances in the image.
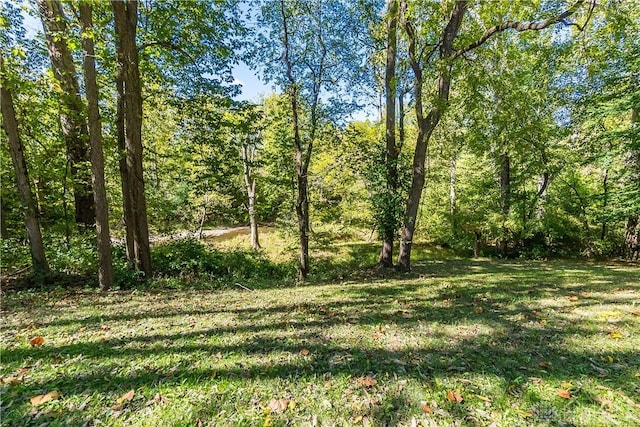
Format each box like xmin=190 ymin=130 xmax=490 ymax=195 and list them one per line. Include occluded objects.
xmin=151 ymin=239 xmax=294 ymax=281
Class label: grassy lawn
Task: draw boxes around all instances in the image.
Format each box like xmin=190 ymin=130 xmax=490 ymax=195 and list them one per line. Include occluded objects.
xmin=1 ymin=235 xmax=639 ymax=426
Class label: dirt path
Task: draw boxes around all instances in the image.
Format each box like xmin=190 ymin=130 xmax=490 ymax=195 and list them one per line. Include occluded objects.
xmin=112 ymin=226 xmax=249 ymax=245
xmin=151 ymin=226 xmax=248 ymax=243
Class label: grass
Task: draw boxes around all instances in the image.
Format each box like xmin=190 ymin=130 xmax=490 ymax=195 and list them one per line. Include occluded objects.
xmin=1 ymin=228 xmax=639 ymax=426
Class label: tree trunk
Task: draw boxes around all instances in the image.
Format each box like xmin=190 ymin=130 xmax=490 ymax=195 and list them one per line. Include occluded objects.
xmin=116 ymin=69 xmax=135 ymax=261
xmin=600 ymin=167 xmax=608 ymax=241
xmin=242 ymin=144 xmax=261 ymax=250
xmin=1 ymin=55 xmax=49 ymax=274
xmin=624 ymin=217 xmax=639 ymax=260
xmin=280 ymin=0 xmax=309 ymax=280
xmin=80 ymin=2 xmax=114 ymax=291
xmin=0 ymin=196 xmax=8 ymax=238
xmin=378 ymin=0 xmax=398 ymax=268
xmin=499 ymin=150 xmax=511 ymax=256
xmin=473 ymin=230 xmax=482 ymax=258
xmin=396 ymin=0 xmax=466 ymax=271
xmin=535 ymin=171 xmax=549 ymax=221
xmin=113 ymin=0 xmax=152 ymax=277
xmin=36 ymin=0 xmax=95 ymax=227
xmin=450 ymin=151 xmax=457 ymax=233
xmin=624 ymin=107 xmax=639 ymax=259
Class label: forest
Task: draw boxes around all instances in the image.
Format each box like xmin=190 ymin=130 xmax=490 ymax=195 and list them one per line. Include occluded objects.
xmin=1 ymin=1 xmax=639 ymax=426
xmin=1 ymin=0 xmax=638 ymax=286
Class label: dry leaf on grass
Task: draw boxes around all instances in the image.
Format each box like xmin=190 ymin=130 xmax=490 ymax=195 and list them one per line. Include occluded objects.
xmin=476 ymin=394 xmax=491 ymax=403
xmin=447 ymin=390 xmax=463 ymax=403
xmin=357 ymin=376 xmax=377 ymax=387
xmin=29 ymin=336 xmax=45 ymax=346
xmin=609 ymin=331 xmax=623 ymax=339
xmin=420 ymin=401 xmax=433 ymax=413
xmin=1 ymin=376 xmax=21 ymax=385
xmin=30 ymin=391 xmax=59 ymax=406
xmin=267 ymin=398 xmax=289 ymax=413
xmin=300 ymin=348 xmax=310 ymax=356
xmin=568 ymin=296 xmax=579 ymax=302
xmin=111 ymin=389 xmax=135 ymax=410
xmin=557 ymin=389 xmax=571 ymax=399
xmin=595 ymin=396 xmax=612 ymax=409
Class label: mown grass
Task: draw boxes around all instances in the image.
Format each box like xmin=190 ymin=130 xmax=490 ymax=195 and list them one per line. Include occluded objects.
xmin=1 ymin=228 xmax=639 ymax=426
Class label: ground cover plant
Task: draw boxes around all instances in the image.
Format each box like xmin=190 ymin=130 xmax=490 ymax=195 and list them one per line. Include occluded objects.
xmin=1 ymin=234 xmax=638 ymax=426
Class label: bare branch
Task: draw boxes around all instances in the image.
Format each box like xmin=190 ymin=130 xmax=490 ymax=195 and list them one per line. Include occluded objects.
xmin=452 ymin=0 xmax=587 ymax=60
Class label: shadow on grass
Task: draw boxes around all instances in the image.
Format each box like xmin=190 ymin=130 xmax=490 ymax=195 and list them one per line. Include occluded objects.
xmin=1 ymin=253 xmax=638 ymax=425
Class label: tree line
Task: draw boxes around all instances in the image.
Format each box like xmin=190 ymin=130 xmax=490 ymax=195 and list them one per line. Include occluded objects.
xmin=1 ymin=0 xmax=638 ymax=289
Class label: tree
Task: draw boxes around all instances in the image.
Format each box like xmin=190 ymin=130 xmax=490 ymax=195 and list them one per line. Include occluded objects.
xmin=80 ymin=1 xmax=114 ymax=290
xmin=112 ymin=0 xmax=152 ymax=277
xmin=233 ymin=104 xmax=264 ymax=250
xmin=378 ymin=0 xmax=401 ymax=267
xmin=1 ymin=54 xmax=49 ymax=274
xmin=36 ymin=0 xmax=95 ymax=227
xmin=255 ymin=0 xmax=374 ymax=279
xmin=395 ymin=0 xmax=590 ymax=271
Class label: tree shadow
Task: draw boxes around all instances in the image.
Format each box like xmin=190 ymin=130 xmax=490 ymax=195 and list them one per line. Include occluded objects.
xmin=1 ymin=258 xmax=638 ymax=425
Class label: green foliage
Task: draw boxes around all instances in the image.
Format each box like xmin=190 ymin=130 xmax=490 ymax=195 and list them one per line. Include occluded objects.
xmin=151 ymin=239 xmax=294 ymax=282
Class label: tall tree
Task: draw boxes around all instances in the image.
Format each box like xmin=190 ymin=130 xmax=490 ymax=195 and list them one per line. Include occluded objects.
xmin=378 ymin=0 xmax=401 ymax=267
xmin=36 ymin=0 xmax=95 ymax=227
xmin=395 ymin=0 xmax=589 ymax=271
xmin=112 ymin=0 xmax=152 ymax=277
xmin=79 ymin=1 xmax=114 ymax=290
xmin=1 ymin=55 xmax=49 ymax=274
xmin=256 ymin=0 xmax=374 ymax=279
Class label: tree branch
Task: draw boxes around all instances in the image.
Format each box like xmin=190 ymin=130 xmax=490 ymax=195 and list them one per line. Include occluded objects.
xmin=452 ymin=0 xmax=587 ymax=60
xmin=138 ymin=40 xmax=196 ymax=64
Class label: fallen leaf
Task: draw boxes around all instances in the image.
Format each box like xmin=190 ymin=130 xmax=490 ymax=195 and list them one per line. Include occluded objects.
xmin=475 ymin=307 xmax=484 ymax=314
xmin=561 ymin=381 xmax=573 ymax=389
xmin=29 ymin=336 xmax=45 ymax=346
xmin=267 ymin=398 xmax=289 ymax=413
xmin=1 ymin=376 xmax=21 ymax=385
xmin=420 ymin=401 xmax=433 ymax=413
xmin=557 ymin=389 xmax=571 ymax=399
xmin=476 ymin=394 xmax=491 ymax=403
xmin=609 ymin=331 xmax=623 ymax=339
xmin=300 ymin=348 xmax=310 ymax=356
xmin=631 ymin=311 xmax=640 ymax=317
xmin=111 ymin=390 xmax=136 ymax=411
xmin=568 ymin=296 xmax=579 ymax=302
xmin=595 ymin=396 xmax=612 ymax=409
xmin=17 ymin=366 xmax=31 ymax=375
xmin=447 ymin=390 xmax=463 ymax=403
xmin=30 ymin=391 xmax=59 ymax=406
xmin=357 ymin=376 xmax=377 ymax=387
